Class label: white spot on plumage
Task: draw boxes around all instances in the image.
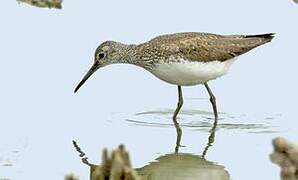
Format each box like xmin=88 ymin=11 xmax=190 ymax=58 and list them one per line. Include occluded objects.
xmin=151 ymin=58 xmax=236 ymax=86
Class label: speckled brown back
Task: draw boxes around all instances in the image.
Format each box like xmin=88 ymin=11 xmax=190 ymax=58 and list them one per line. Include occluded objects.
xmin=136 ymin=32 xmax=274 ymax=63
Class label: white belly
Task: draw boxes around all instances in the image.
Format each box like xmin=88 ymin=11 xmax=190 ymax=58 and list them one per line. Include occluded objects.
xmin=151 ymin=59 xmax=236 ymax=86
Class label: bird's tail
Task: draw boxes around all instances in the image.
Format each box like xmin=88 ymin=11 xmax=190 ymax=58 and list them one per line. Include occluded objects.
xmin=224 ymin=33 xmax=275 ymax=58
xmin=244 ymin=33 xmax=275 ymax=43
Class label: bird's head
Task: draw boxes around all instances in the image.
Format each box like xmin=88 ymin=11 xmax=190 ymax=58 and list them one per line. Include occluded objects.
xmin=74 ymin=41 xmax=127 ymax=93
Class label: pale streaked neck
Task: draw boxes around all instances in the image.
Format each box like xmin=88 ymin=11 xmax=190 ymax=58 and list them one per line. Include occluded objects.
xmin=115 ymin=43 xmax=155 ymax=70
xmin=116 ymin=43 xmax=137 ymax=64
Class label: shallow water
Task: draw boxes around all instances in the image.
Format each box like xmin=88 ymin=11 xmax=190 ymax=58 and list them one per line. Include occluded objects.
xmin=1 ymin=107 xmax=293 ymax=180
xmin=1 ymin=0 xmax=298 ymax=180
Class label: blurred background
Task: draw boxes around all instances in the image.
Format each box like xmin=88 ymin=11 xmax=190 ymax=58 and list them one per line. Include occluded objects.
xmin=0 ymin=0 xmax=297 ymax=179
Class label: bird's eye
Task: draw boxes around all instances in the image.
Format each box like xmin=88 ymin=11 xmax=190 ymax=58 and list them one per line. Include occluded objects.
xmin=98 ymin=53 xmax=105 ymax=59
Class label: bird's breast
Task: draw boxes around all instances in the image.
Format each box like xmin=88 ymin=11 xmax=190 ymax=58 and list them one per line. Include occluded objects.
xmin=150 ymin=59 xmax=236 ymax=86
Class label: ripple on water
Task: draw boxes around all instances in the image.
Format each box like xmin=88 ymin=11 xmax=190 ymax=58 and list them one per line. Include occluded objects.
xmin=126 ymin=109 xmax=281 ymax=133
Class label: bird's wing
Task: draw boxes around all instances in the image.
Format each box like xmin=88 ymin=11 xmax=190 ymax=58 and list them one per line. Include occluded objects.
xmin=141 ymin=32 xmax=274 ymax=62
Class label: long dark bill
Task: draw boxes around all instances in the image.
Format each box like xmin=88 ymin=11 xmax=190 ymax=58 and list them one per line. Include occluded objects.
xmin=74 ymin=62 xmax=99 ymax=93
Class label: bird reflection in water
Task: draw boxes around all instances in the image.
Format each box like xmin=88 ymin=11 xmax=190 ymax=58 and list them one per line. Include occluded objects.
xmin=72 ymin=114 xmax=228 ymax=180
xmin=138 ymin=117 xmax=230 ymax=180
xmin=172 ymin=109 xmax=218 ymax=158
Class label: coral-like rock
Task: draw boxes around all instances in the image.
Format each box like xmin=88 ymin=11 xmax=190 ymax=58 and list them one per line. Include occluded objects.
xmin=270 ymin=137 xmax=298 ymax=180
xmin=17 ymin=0 xmax=62 ymax=9
xmin=72 ymin=141 xmax=140 ymax=180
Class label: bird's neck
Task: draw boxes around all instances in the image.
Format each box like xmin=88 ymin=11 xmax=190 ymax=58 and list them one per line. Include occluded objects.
xmin=115 ymin=44 xmax=136 ymax=64
xmin=120 ymin=45 xmax=146 ymax=68
xmin=119 ymin=44 xmax=153 ymax=70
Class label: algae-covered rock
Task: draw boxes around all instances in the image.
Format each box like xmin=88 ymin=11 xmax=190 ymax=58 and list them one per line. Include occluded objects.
xmin=270 ymin=137 xmax=298 ymax=180
xmin=17 ymin=0 xmax=62 ymax=9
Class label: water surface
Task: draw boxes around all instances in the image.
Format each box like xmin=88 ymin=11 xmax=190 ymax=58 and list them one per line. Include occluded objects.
xmin=1 ymin=0 xmax=298 ymax=180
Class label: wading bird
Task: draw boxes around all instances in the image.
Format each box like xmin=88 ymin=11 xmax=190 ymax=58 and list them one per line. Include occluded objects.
xmin=74 ymin=32 xmax=274 ymax=120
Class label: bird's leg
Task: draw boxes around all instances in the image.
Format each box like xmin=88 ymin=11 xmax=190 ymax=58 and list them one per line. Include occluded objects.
xmin=173 ymin=85 xmax=183 ymax=152
xmin=174 ymin=122 xmax=182 ymax=153
xmin=204 ymin=83 xmax=218 ymax=120
xmin=173 ymin=85 xmax=184 ymax=120
xmin=201 ymin=117 xmax=218 ymax=158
